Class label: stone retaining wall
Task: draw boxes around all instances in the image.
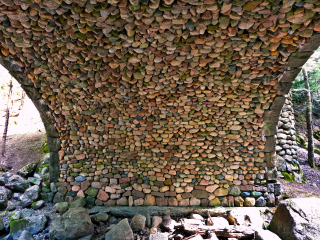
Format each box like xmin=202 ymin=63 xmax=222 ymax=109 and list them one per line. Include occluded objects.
xmin=276 ymin=94 xmax=303 ymax=182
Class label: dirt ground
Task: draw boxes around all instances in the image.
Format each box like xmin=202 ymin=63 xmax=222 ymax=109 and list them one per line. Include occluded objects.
xmin=0 ymin=95 xmax=46 ymax=172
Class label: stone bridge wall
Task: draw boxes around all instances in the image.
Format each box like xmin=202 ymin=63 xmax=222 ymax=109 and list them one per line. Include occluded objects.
xmin=0 ymin=1 xmax=319 ymax=207
xmin=276 ymin=94 xmax=303 ymax=182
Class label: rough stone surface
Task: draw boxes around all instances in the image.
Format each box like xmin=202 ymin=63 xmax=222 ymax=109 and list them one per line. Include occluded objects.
xmin=270 ymin=198 xmax=320 ymax=240
xmin=0 ymin=186 xmax=12 ymax=210
xmin=105 ymin=218 xmax=134 ymax=240
xmin=0 ymin=1 xmax=318 ymax=207
xmin=18 ymin=230 xmax=34 ymax=240
xmin=255 ymin=229 xmax=281 ymax=240
xmin=49 ymin=207 xmax=94 ymax=240
xmin=130 ymin=214 xmax=146 ymax=232
xmin=21 ymin=185 xmax=40 ymax=208
xmin=5 ymin=175 xmax=29 ymax=192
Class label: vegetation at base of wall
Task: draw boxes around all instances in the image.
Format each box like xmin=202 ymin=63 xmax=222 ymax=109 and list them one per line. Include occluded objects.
xmin=282 ymin=172 xmax=295 ymax=182
xmin=40 ymin=136 xmax=49 ymax=154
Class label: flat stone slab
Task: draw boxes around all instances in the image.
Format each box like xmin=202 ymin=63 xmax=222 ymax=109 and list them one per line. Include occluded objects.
xmin=87 ymin=206 xmax=268 ymax=218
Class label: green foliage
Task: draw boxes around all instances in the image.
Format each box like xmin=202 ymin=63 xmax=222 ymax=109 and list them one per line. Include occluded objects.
xmin=40 ymin=136 xmax=49 ymax=153
xmin=296 ymin=134 xmax=307 ymax=148
xmin=282 ymin=172 xmax=295 ymax=182
xmin=314 ymin=130 xmax=320 ymax=141
xmin=292 ymin=91 xmax=306 ymax=106
xmin=292 ymin=47 xmax=320 ymax=106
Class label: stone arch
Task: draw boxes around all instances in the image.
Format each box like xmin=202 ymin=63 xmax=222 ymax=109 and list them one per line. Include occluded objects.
xmin=0 ymin=57 xmax=60 ymax=182
xmin=263 ymin=33 xmax=320 ymax=178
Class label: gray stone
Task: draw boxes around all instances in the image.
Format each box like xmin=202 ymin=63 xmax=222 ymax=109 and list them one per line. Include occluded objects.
xmin=130 ymin=214 xmax=146 ymax=232
xmin=31 ymin=200 xmax=45 ymax=210
xmin=91 ymin=212 xmax=109 ymax=222
xmin=18 ymin=230 xmax=34 ymax=240
xmin=49 ymin=207 xmax=94 ymax=240
xmin=27 ymin=177 xmax=40 ymax=186
xmin=267 ymin=193 xmax=275 ymax=207
xmin=276 ymin=155 xmax=287 ymax=172
xmin=142 ymin=211 xmax=151 ymax=227
xmin=228 ymin=185 xmax=241 ymax=196
xmin=0 ymin=217 xmax=4 ymax=232
xmin=0 ymin=177 xmax=7 ymax=185
xmin=5 ymin=175 xmax=29 ymax=192
xmin=149 ymin=233 xmax=169 ymax=240
xmin=54 ymin=202 xmax=69 ymax=213
xmin=75 ymin=176 xmax=87 ymax=182
xmin=52 ymin=192 xmax=65 ymax=204
xmin=10 ymin=214 xmax=47 ymax=239
xmin=105 ymin=218 xmax=134 ymax=240
xmin=270 ymin=198 xmax=320 ymax=240
xmin=255 ymin=197 xmax=266 ymax=207
xmin=50 ymin=182 xmax=57 ymax=193
xmin=255 ymin=229 xmax=281 ymax=240
xmin=0 ymin=186 xmax=12 ymax=210
xmin=21 ymin=185 xmax=40 ymax=207
xmin=69 ymin=197 xmax=86 ymax=208
xmin=151 ymin=216 xmax=162 ymax=228
xmin=17 ymin=163 xmax=38 ymax=178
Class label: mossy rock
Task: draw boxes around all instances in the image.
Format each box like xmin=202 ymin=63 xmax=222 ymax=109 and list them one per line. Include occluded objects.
xmin=10 ymin=219 xmax=28 ymax=238
xmin=17 ymin=162 xmax=38 ymax=177
xmin=282 ymin=172 xmax=295 ymax=182
xmin=85 ymin=187 xmax=99 ymax=198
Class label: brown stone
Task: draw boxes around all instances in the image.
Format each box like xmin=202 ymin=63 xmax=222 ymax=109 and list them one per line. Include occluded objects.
xmin=144 ymin=194 xmax=156 ymax=206
xmin=97 ymin=190 xmax=109 ymax=201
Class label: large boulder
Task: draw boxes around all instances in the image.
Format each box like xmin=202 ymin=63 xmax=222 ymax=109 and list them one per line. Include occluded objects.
xmin=21 ymin=185 xmax=40 ymax=207
xmin=5 ymin=175 xmax=29 ymax=192
xmin=270 ymin=198 xmax=320 ymax=240
xmin=0 ymin=186 xmax=12 ymax=210
xmin=105 ymin=218 xmax=134 ymax=240
xmin=49 ymin=207 xmax=94 ymax=240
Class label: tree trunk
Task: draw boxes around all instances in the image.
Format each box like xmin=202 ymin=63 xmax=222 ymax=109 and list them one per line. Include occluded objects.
xmin=302 ymin=68 xmax=315 ymax=168
xmin=1 ymin=78 xmax=13 ymax=157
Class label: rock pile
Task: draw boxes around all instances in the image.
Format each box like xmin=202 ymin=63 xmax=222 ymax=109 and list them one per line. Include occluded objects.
xmin=275 ymin=94 xmax=303 ymax=182
xmin=0 ymin=155 xmax=51 ymax=212
xmin=0 ymin=0 xmax=320 ymax=207
xmin=2 ymin=194 xmax=319 ymax=240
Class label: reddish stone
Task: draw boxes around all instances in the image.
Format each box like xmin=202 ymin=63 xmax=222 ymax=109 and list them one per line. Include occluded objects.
xmin=97 ymin=189 xmax=109 ymax=201
xmin=182 ymin=193 xmax=193 ymax=199
xmin=199 ymin=179 xmax=209 ymax=186
xmin=165 ymin=191 xmax=176 ymax=197
xmin=168 ymin=197 xmax=178 ymax=206
xmin=228 ymin=196 xmax=234 ymax=207
xmin=81 ymin=180 xmax=91 ymax=191
xmin=104 ymin=200 xmax=116 ymax=207
xmin=240 ymin=185 xmax=254 ymax=191
xmin=194 ymin=186 xmax=206 ymax=190
xmin=156 ymin=197 xmax=168 ymax=206
xmin=144 ymin=194 xmax=156 ymax=206
xmin=119 ymin=177 xmax=131 ymax=183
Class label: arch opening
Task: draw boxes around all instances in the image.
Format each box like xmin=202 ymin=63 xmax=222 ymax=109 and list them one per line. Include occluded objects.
xmin=0 ymin=60 xmax=60 ymax=182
